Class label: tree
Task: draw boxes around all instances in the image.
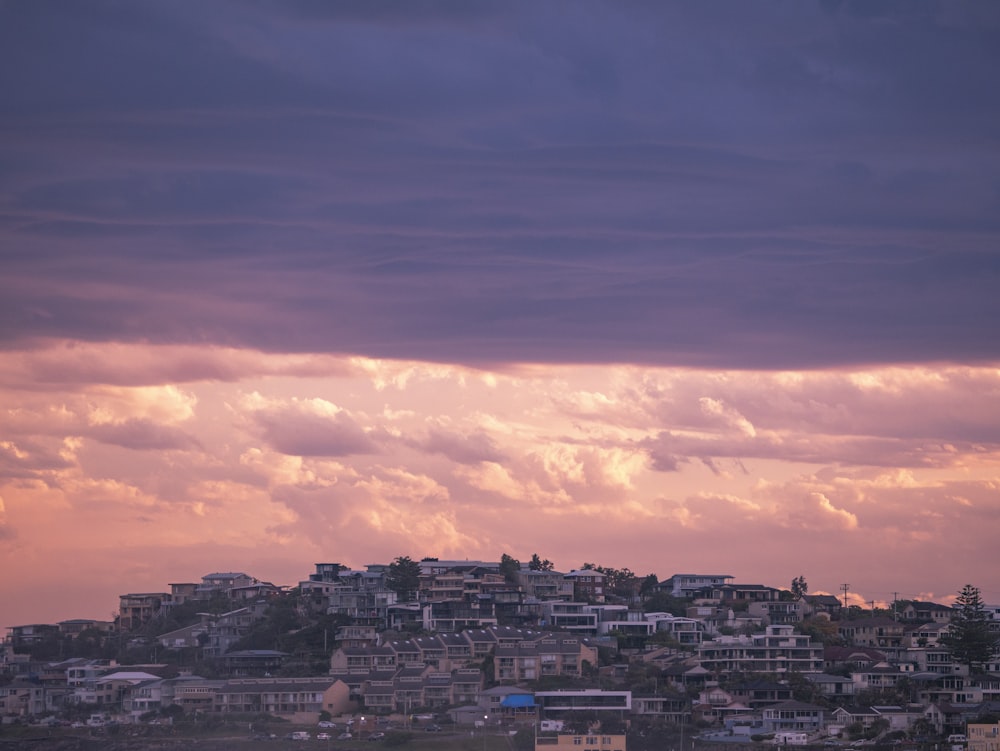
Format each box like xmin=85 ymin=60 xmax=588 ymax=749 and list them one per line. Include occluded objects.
xmin=941 ymin=584 xmax=998 ymax=674
xmin=791 ymin=576 xmax=808 ymax=599
xmin=386 ymin=556 xmax=422 ymax=603
xmin=529 ymin=553 xmax=553 ymax=571
xmin=499 ymin=553 xmax=521 ymax=583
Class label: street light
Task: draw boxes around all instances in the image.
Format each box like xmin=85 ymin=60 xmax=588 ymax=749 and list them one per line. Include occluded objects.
xmin=483 ymin=715 xmax=489 ymax=751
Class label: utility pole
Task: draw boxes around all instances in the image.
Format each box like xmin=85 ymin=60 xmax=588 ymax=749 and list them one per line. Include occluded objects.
xmin=892 ymin=592 xmax=899 ymax=621
xmin=869 ymin=600 xmax=876 ymax=615
xmin=841 ymin=584 xmax=850 ymax=610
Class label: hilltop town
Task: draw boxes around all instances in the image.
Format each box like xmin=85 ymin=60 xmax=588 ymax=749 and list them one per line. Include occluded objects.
xmin=3 ymin=558 xmax=999 ymax=750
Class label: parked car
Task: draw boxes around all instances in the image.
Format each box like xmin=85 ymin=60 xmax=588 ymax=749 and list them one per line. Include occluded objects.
xmin=367 ymin=732 xmax=386 ymax=741
xmin=337 ymin=732 xmax=353 ymax=740
xmin=424 ymin=724 xmax=442 ymax=732
xmin=318 ymin=720 xmax=337 ymax=728
xmin=317 ymin=732 xmax=332 ymax=740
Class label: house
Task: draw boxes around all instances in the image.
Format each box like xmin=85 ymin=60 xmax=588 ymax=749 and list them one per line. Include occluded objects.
xmin=632 ymin=693 xmax=689 ymax=722
xmin=540 ymin=601 xmax=598 ymax=634
xmin=118 ymin=593 xmax=168 ymax=631
xmin=824 ymin=646 xmax=886 ymax=671
xmin=729 ymin=680 xmax=795 ymax=709
xmin=200 ymin=605 xmax=267 ymax=658
xmin=902 ymin=602 xmax=954 ymax=624
xmin=195 ymin=572 xmax=257 ymax=599
xmin=839 ymin=617 xmax=907 ymax=651
xmin=480 ymin=685 xmax=534 ymax=718
xmin=170 ymin=677 xmax=225 ymax=713
xmin=92 ymin=670 xmax=162 ymax=709
xmin=750 ymin=600 xmax=807 ymax=625
xmin=804 ymin=594 xmax=844 ymax=619
xmin=659 ymin=574 xmax=734 ymax=599
xmin=221 ymin=649 xmax=287 ymax=677
xmin=852 ymin=662 xmax=909 ymax=692
xmin=830 ymin=705 xmax=881 ymax=733
xmin=157 ymin=620 xmax=208 ymax=650
xmin=0 ymin=680 xmax=47 ymax=717
xmin=907 ymin=622 xmax=951 ymax=648
xmin=57 ymin=619 xmax=114 ymax=637
xmin=691 ymin=686 xmax=751 ymax=725
xmin=805 ymin=673 xmax=856 ymax=700
xmin=646 ymin=613 xmax=706 ymax=645
xmin=696 ymin=584 xmax=782 ymax=605
xmin=5 ymin=623 xmax=59 ymax=649
xmin=518 ymin=569 xmax=575 ymax=601
xmin=761 ymin=700 xmax=825 ymax=734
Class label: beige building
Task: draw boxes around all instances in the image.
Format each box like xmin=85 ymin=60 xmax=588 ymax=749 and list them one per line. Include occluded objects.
xmin=536 ymin=733 xmax=626 ymax=751
xmin=969 ymin=723 xmax=1000 ymax=751
xmin=214 ymin=677 xmax=351 ymax=724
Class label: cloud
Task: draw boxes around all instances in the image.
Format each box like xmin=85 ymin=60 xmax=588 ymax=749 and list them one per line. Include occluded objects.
xmin=407 ymin=427 xmax=505 ymax=465
xmin=87 ymin=418 xmax=202 ymax=451
xmin=245 ymin=397 xmax=380 ymax=457
xmin=2 ymin=4 xmax=999 ymax=368
xmin=0 ymin=495 xmax=15 ymax=542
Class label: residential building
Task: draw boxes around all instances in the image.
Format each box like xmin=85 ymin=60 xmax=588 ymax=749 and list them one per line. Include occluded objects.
xmin=750 ymin=600 xmax=807 ymax=625
xmin=535 ymin=733 xmax=627 ymax=751
xmin=5 ymin=623 xmax=59 ymax=649
xmin=564 ymin=569 xmax=607 ymax=603
xmin=660 ymin=574 xmax=734 ymax=599
xmin=535 ymin=689 xmax=631 ymax=717
xmin=839 ymin=617 xmax=907 ymax=651
xmin=541 ymin=601 xmax=598 ymax=634
xmin=969 ymin=722 xmax=1000 ymax=751
xmin=696 ymin=624 xmax=824 ymax=674
xmin=760 ymin=700 xmax=825 ymax=734
xmin=214 ymin=677 xmax=351 ymax=723
xmin=118 ymin=593 xmax=168 ymax=631
xmin=495 ymin=635 xmax=598 ymax=683
xmin=902 ymin=602 xmax=954 ymax=624
xmin=697 ymin=584 xmax=782 ymax=605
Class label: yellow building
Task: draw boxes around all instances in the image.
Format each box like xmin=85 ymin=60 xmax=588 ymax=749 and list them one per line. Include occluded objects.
xmin=969 ymin=723 xmax=1000 ymax=751
xmin=536 ymin=734 xmax=626 ymax=751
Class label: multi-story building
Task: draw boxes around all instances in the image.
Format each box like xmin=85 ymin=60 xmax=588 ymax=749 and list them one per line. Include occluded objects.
xmin=659 ymin=574 xmax=734 ymax=598
xmin=839 ymin=617 xmax=907 ymax=651
xmin=696 ymin=583 xmax=782 ymax=605
xmin=902 ymin=602 xmax=955 ymax=624
xmin=214 ymin=677 xmax=350 ymax=723
xmin=495 ymin=635 xmax=598 ymax=683
xmin=118 ymin=593 xmax=168 ymax=631
xmin=696 ymin=624 xmax=823 ymax=675
xmin=535 ymin=733 xmax=627 ymax=751
xmin=969 ymin=723 xmax=1000 ymax=751
xmin=326 ymin=569 xmax=397 ymax=629
xmin=749 ymin=600 xmax=806 ymax=625
xmin=564 ymin=569 xmax=607 ymax=603
xmin=0 ymin=681 xmax=47 ymax=717
xmin=518 ymin=570 xmax=574 ymax=601
xmin=541 ymin=601 xmax=598 ymax=634
xmin=760 ymin=700 xmax=825 ymax=733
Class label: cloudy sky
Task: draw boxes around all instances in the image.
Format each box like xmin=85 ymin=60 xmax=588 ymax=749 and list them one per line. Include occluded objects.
xmin=2 ymin=0 xmax=999 ymax=627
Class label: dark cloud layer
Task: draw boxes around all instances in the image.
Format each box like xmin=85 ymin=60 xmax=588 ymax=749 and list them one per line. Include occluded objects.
xmin=1 ymin=1 xmax=998 ymax=367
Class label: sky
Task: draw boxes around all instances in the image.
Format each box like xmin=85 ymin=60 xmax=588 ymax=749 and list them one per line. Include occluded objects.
xmin=2 ymin=0 xmax=1000 ymax=628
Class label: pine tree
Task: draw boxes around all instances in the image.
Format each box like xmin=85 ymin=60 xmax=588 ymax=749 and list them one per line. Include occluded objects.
xmin=941 ymin=584 xmax=998 ymax=674
xmin=386 ymin=555 xmax=421 ymax=603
